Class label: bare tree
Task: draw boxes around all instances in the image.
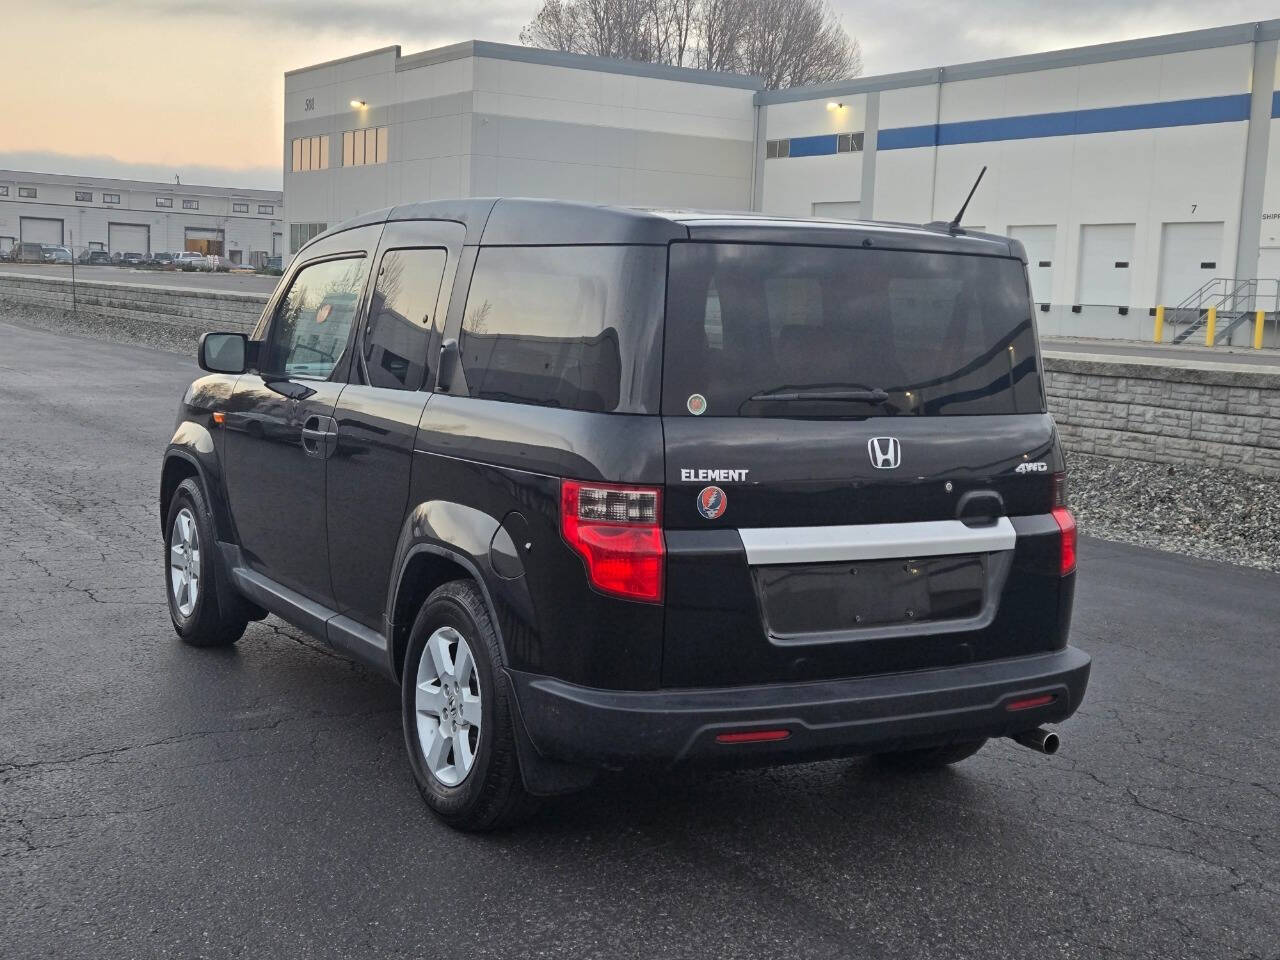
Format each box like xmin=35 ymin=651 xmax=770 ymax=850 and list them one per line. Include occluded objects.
xmin=519 ymin=0 xmax=861 ymax=89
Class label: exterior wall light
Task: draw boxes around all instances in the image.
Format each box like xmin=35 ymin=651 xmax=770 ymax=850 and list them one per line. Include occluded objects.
xmin=826 ymin=101 xmax=844 ymax=110
xmin=350 ymin=99 xmax=367 ymax=108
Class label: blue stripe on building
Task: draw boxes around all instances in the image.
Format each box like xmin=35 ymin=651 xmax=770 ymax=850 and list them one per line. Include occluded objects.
xmin=787 ymin=133 xmax=839 ymax=157
xmin=787 ymin=93 xmax=1255 ymax=155
xmin=1273 ymin=89 xmax=1280 ymax=118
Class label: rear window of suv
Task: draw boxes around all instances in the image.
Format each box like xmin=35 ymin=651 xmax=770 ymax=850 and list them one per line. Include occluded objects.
xmin=663 ymin=242 xmax=1043 ymax=418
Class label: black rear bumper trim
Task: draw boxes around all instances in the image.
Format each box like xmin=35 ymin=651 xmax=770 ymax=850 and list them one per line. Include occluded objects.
xmin=508 ymin=646 xmax=1090 ymax=767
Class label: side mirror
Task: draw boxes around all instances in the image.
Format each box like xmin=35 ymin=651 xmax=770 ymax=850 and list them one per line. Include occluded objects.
xmin=198 ymin=332 xmax=250 ymax=374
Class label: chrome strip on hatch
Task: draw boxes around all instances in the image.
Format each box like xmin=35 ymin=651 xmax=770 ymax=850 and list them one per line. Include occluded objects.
xmin=738 ymin=517 xmax=1017 ymax=566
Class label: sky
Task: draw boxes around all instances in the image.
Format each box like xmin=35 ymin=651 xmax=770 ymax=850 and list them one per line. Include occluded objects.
xmin=1 ymin=0 xmax=1276 ymax=191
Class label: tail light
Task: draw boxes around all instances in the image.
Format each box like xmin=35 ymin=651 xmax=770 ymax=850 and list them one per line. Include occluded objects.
xmin=1051 ymin=471 xmax=1076 ymax=576
xmin=560 ymin=480 xmax=664 ymax=603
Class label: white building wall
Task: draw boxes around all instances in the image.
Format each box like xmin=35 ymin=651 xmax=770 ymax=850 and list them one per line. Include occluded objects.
xmin=761 ymin=27 xmax=1276 ymax=338
xmin=283 ymin=43 xmax=758 ymax=246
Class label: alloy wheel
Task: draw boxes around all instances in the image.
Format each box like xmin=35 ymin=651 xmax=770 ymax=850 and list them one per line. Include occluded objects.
xmin=168 ymin=507 xmax=201 ymax=618
xmin=415 ymin=626 xmax=483 ymax=786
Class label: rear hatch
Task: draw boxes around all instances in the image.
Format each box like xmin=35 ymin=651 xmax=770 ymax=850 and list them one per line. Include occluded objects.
xmin=660 ymin=237 xmax=1072 ymax=687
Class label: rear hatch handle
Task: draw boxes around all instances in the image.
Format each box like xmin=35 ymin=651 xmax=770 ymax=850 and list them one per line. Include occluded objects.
xmin=956 ymin=490 xmax=1005 ymax=528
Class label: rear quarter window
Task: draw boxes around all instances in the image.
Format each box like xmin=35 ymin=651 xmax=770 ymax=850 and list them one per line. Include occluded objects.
xmin=456 ymin=245 xmax=665 ymax=413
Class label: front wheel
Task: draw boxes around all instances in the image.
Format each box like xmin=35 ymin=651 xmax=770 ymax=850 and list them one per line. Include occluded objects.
xmin=402 ymin=581 xmax=535 ymax=831
xmin=164 ymin=478 xmax=247 ymax=648
xmin=874 ymin=739 xmax=988 ymax=770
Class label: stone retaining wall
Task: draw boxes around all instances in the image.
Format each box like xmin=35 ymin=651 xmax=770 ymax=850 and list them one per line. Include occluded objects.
xmin=1043 ymin=353 xmax=1280 ymax=479
xmin=0 ymin=273 xmax=267 ymax=332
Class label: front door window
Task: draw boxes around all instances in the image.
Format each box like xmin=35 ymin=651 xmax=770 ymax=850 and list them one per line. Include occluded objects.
xmin=268 ymin=256 xmax=366 ymax=379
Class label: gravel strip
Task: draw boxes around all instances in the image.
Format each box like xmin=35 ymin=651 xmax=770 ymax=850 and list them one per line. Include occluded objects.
xmin=1069 ymin=452 xmax=1280 ymax=572
xmin=0 ymin=303 xmax=205 ymax=355
xmin=4 ymin=303 xmax=1276 ymax=571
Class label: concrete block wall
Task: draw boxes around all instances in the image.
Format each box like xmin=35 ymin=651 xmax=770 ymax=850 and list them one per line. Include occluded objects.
xmin=1044 ymin=353 xmax=1280 ymax=478
xmin=0 ymin=274 xmax=267 ymax=333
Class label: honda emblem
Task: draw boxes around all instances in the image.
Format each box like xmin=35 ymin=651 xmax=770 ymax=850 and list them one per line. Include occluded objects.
xmin=867 ymin=437 xmax=901 ymax=469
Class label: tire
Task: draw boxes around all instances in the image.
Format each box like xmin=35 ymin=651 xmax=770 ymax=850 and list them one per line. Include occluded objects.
xmin=164 ymin=477 xmax=247 ymax=648
xmin=402 ymin=581 xmax=535 ymax=831
xmin=875 ymin=738 xmax=988 ymax=771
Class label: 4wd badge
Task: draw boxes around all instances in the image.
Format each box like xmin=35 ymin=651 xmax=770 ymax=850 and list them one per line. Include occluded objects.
xmin=697 ymin=485 xmax=727 ymax=520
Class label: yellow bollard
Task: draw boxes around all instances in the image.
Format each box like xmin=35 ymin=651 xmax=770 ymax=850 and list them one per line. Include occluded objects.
xmin=1256 ymin=310 xmax=1266 ymax=350
xmin=1153 ymin=305 xmax=1164 ymax=343
xmin=1205 ymin=306 xmax=1216 ymax=346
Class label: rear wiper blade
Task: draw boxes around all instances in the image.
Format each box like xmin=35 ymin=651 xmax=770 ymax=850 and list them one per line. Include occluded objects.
xmin=748 ymin=387 xmax=891 ymax=403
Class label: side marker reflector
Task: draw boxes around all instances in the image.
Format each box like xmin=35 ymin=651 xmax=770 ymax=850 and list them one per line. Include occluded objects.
xmin=212 ymin=412 xmax=226 ymax=425
xmin=715 ymin=729 xmax=791 ymax=744
xmin=1006 ymin=694 xmax=1056 ymax=712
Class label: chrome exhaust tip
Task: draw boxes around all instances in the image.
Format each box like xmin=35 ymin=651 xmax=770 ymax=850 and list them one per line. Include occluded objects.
xmin=1010 ymin=727 xmax=1060 ymax=755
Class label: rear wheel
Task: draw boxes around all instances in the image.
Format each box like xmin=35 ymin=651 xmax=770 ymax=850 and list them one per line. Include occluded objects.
xmin=164 ymin=478 xmax=247 ymax=648
xmin=875 ymin=739 xmax=988 ymax=770
xmin=402 ymin=581 xmax=535 ymax=831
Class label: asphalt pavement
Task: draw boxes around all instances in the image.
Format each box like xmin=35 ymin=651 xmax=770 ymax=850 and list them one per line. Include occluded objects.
xmin=1 ymin=319 xmax=1277 ymax=959
xmin=1044 ymin=336 xmax=1280 ymax=369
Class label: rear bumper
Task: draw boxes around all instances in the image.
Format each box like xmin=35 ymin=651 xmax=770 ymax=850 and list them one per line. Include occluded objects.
xmin=509 ymin=646 xmax=1090 ymax=768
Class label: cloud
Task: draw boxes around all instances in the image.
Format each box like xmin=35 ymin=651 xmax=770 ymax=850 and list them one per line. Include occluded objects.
xmin=0 ymin=151 xmax=281 ymax=191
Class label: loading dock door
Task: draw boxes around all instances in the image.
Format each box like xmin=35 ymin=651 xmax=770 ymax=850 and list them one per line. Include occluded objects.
xmin=1077 ymin=224 xmax=1134 ymax=306
xmin=1009 ymin=225 xmax=1056 ymax=305
xmin=19 ymin=217 xmax=64 ymax=245
xmin=1157 ymin=222 xmax=1224 ymax=308
xmin=108 ymin=223 xmax=151 ymax=256
xmin=184 ymin=228 xmax=224 ymax=256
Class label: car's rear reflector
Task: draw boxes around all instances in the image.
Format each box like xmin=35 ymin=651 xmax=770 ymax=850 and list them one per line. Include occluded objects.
xmin=715 ymin=729 xmax=791 ymax=744
xmin=1006 ymin=693 xmax=1056 ymax=712
xmin=561 ymin=479 xmax=664 ymax=603
xmin=1052 ymin=506 xmax=1077 ymax=576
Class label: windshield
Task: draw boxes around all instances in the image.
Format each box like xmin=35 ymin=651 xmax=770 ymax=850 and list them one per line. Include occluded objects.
xmin=662 ymin=242 xmax=1043 ymax=418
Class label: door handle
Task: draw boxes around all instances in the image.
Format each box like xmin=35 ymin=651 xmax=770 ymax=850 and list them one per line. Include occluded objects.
xmin=301 ymin=415 xmax=338 ymax=459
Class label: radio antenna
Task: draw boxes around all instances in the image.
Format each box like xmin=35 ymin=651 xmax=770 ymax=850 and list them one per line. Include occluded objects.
xmin=948 ymin=165 xmax=987 ymax=234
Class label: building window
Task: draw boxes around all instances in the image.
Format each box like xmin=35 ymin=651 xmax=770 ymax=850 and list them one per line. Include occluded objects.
xmin=837 ymin=132 xmax=865 ymax=153
xmin=75 ymin=190 xmax=93 ymax=202
xmin=156 ymin=197 xmax=173 ymax=208
xmin=183 ymin=199 xmax=199 ymax=210
xmin=0 ymin=186 xmax=8 ymax=197
xmin=766 ymin=139 xmax=790 ymax=159
xmin=289 ymin=222 xmax=328 ymax=254
xmin=103 ymin=193 xmax=120 ymax=204
xmin=258 ymin=204 xmax=274 ymax=215
xmin=232 ymin=202 xmax=249 ymax=213
xmin=290 ymin=134 xmax=330 ymax=172
xmin=342 ymin=126 xmax=387 ymax=166
xmin=18 ymin=187 xmax=36 ymax=198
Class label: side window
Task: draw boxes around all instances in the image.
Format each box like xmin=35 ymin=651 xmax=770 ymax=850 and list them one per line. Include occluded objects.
xmin=362 ymin=248 xmax=448 ymax=391
xmin=266 ymin=257 xmax=366 ymax=379
xmin=456 ymin=245 xmax=665 ymax=413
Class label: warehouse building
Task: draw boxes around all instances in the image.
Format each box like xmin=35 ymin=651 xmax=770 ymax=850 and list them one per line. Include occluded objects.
xmin=0 ymin=170 xmax=283 ymax=265
xmin=284 ymin=18 xmax=1280 ymax=340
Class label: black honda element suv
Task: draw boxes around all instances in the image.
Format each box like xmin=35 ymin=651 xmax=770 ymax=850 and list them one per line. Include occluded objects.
xmin=162 ymin=199 xmax=1089 ymax=830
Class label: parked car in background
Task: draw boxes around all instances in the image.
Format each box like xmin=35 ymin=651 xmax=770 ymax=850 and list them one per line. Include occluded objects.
xmin=12 ymin=242 xmax=46 ymax=263
xmin=86 ymin=250 xmax=113 ymax=265
xmin=228 ymin=261 xmax=255 ymax=274
xmin=120 ymin=252 xmax=147 ymax=266
xmin=151 ymin=252 xmax=175 ymax=266
xmin=174 ymin=251 xmax=206 ymax=270
xmin=41 ymin=245 xmax=73 ymax=264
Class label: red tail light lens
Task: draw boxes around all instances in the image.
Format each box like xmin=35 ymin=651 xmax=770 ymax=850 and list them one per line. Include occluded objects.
xmin=560 ymin=480 xmax=664 ymax=603
xmin=1052 ymin=505 xmax=1077 ymax=576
